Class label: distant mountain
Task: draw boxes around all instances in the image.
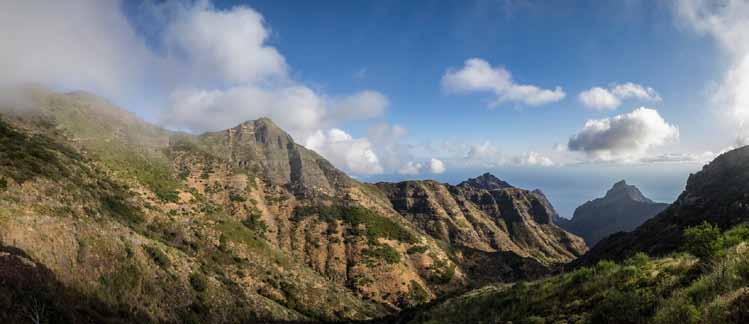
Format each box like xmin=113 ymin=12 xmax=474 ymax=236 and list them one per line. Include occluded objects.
xmin=579 ymin=145 xmax=749 ymax=265
xmin=376 ymin=174 xmax=587 ymax=267
xmin=458 ymin=172 xmax=513 ymax=190
xmin=557 ymin=180 xmax=668 ymax=245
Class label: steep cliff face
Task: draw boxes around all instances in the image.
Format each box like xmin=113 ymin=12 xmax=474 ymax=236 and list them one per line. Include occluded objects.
xmin=377 ymin=173 xmax=587 ymax=265
xmin=559 ymin=180 xmax=668 ymax=245
xmin=579 ymin=146 xmax=749 ymax=265
xmin=195 ymin=118 xmax=355 ymax=198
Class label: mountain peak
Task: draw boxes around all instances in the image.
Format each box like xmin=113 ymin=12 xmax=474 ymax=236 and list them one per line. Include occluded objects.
xmin=459 ymin=172 xmax=513 ymax=190
xmin=254 ymin=116 xmax=277 ymax=126
xmin=561 ymin=179 xmax=667 ymax=245
xmin=604 ymin=180 xmax=651 ymax=203
xmin=235 ymin=117 xmax=280 ymax=130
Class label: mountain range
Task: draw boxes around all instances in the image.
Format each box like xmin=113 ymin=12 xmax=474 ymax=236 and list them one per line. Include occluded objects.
xmin=6 ymin=87 xmax=749 ymax=323
xmin=393 ymin=141 xmax=749 ymax=324
xmin=0 ymin=87 xmax=585 ymax=323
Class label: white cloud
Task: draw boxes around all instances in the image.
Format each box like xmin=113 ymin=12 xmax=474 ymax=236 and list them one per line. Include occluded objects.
xmin=578 ymin=87 xmax=621 ymax=110
xmin=417 ymin=140 xmax=558 ymax=169
xmin=513 ymin=152 xmax=555 ymax=167
xmin=164 ymin=1 xmax=287 ymax=84
xmin=328 ymin=90 xmax=388 ymax=122
xmin=567 ymin=107 xmax=679 ymax=161
xmin=305 ymin=129 xmax=383 ymax=175
xmin=165 ymin=85 xmax=327 ymax=138
xmin=611 ymin=82 xmax=661 ymax=101
xmin=395 ymin=158 xmax=446 ymax=175
xmin=442 ymin=58 xmax=565 ymax=107
xmin=578 ymin=83 xmax=660 ymax=110
xmin=398 ymin=161 xmax=423 ymax=175
xmin=429 ymin=158 xmax=446 ymax=174
xmin=367 ymin=123 xmax=411 ymax=171
xmin=639 ymin=152 xmax=716 ymax=164
xmin=0 ymin=0 xmax=154 ymax=100
xmin=676 ymin=0 xmax=749 ymax=138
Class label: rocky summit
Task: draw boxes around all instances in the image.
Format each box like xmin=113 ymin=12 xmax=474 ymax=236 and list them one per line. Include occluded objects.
xmin=557 ymin=180 xmax=669 ymax=245
xmin=0 ymin=88 xmax=587 ymax=323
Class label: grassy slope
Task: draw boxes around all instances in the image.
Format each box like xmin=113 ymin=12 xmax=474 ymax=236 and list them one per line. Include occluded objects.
xmin=0 ymin=93 xmax=385 ymax=322
xmin=408 ymin=225 xmax=749 ymax=324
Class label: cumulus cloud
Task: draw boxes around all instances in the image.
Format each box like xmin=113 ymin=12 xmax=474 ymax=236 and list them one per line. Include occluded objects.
xmin=328 ymin=90 xmax=388 ymax=122
xmin=367 ymin=123 xmax=411 ymax=171
xmin=442 ymin=58 xmax=565 ymax=107
xmin=578 ymin=83 xmax=660 ymax=110
xmin=567 ymin=107 xmax=679 ymax=160
xmin=611 ymin=83 xmax=661 ymax=101
xmin=578 ymin=87 xmax=621 ymax=110
xmin=676 ymin=0 xmax=749 ymax=138
xmin=164 ymin=1 xmax=287 ymax=84
xmin=304 ymin=129 xmax=383 ymax=175
xmin=397 ymin=161 xmax=423 ymax=175
xmin=429 ymin=158 xmax=446 ymax=174
xmin=418 ymin=140 xmax=558 ymax=169
xmin=0 ymin=0 xmax=154 ymax=100
xmin=512 ymin=152 xmax=555 ymax=167
xmin=395 ymin=158 xmax=446 ymax=175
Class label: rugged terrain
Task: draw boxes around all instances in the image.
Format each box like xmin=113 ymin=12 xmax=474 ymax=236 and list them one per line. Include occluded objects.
xmin=396 ymin=146 xmax=749 ymax=324
xmin=401 ymin=235 xmax=749 ymax=324
xmin=0 ymin=87 xmax=586 ymax=323
xmin=377 ymin=174 xmax=586 ymax=265
xmin=558 ymin=180 xmax=668 ymax=245
xmin=579 ymin=146 xmax=749 ymax=265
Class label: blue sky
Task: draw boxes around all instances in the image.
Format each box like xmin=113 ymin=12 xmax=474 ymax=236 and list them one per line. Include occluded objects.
xmin=3 ymin=0 xmax=747 ymax=217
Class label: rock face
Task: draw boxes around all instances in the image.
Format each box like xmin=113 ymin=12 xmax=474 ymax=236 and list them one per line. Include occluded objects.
xmin=0 ymin=87 xmax=589 ymax=323
xmin=377 ymin=173 xmax=587 ymax=265
xmin=558 ymin=180 xmax=668 ymax=245
xmin=196 ymin=118 xmax=355 ymax=198
xmin=459 ymin=172 xmax=513 ymax=190
xmin=578 ymin=146 xmax=749 ymax=265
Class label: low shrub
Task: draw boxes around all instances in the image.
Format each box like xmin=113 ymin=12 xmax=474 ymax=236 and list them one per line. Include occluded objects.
xmin=408 ymin=280 xmax=429 ymax=304
xmin=144 ymin=245 xmax=170 ymax=268
xmin=683 ymin=222 xmax=722 ymax=259
xmin=407 ymin=245 xmax=428 ymax=255
xmin=241 ymin=212 xmax=267 ymax=238
xmin=189 ymin=273 xmax=208 ymax=292
xmin=293 ymin=205 xmax=417 ymax=243
xmin=229 ymin=193 xmax=246 ymax=202
xmin=363 ymin=245 xmax=401 ymax=264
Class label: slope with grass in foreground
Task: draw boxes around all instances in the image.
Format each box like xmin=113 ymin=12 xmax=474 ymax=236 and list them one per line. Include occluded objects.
xmin=404 ymin=224 xmax=749 ymax=324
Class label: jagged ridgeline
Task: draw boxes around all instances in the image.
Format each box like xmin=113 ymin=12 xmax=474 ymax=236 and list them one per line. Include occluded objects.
xmin=401 ymin=145 xmax=749 ymax=323
xmin=0 ymin=87 xmax=586 ymax=323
